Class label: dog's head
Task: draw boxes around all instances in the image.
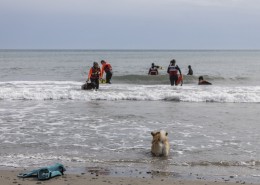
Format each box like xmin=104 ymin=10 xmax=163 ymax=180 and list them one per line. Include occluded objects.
xmin=151 ymin=130 xmax=168 ymax=144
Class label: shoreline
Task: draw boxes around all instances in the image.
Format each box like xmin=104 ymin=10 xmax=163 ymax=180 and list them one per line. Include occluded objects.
xmin=1 ymin=169 xmax=256 ymax=185
xmin=0 ymin=166 xmax=259 ymax=185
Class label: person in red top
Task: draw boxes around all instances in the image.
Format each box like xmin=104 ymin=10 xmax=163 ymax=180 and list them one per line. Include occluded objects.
xmin=87 ymin=62 xmax=102 ymax=90
xmin=167 ymin=59 xmax=182 ymax=86
xmin=100 ymin=60 xmax=113 ymax=84
xmin=148 ymin=63 xmax=159 ymax=75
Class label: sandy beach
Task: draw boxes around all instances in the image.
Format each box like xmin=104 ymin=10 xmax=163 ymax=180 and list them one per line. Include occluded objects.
xmin=1 ymin=169 xmax=259 ymax=185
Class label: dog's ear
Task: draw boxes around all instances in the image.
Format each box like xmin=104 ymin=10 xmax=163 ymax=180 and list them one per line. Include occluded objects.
xmin=151 ymin=131 xmax=161 ymax=137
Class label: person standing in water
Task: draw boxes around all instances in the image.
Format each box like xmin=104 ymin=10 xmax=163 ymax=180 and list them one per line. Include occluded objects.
xmin=87 ymin=62 xmax=101 ymax=90
xmin=100 ymin=60 xmax=113 ymax=84
xmin=187 ymin=65 xmax=193 ymax=75
xmin=167 ymin=59 xmax=182 ymax=86
xmin=148 ymin=63 xmax=159 ymax=75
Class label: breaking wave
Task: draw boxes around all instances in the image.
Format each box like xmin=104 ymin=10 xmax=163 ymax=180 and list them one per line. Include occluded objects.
xmin=0 ymin=81 xmax=259 ymax=103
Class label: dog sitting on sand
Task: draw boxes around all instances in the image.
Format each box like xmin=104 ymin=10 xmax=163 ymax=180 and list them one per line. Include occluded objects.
xmin=151 ymin=130 xmax=170 ymax=157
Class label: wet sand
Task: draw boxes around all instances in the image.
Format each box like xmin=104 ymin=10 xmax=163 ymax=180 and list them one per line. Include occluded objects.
xmin=1 ymin=170 xmax=258 ymax=185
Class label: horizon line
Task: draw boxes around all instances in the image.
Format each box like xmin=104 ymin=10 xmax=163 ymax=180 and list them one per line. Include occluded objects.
xmin=1 ymin=49 xmax=260 ymax=52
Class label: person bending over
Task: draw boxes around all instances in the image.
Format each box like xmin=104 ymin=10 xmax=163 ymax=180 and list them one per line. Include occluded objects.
xmin=100 ymin=60 xmax=113 ymax=84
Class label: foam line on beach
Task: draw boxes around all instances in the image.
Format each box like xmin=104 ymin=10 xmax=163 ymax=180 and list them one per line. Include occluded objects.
xmin=0 ymin=81 xmax=260 ymax=102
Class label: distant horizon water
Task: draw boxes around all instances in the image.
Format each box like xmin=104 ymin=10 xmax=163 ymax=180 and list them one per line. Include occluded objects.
xmin=1 ymin=49 xmax=260 ymax=51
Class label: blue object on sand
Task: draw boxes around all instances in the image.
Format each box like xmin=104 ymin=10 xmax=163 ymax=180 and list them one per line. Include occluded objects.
xmin=18 ymin=163 xmax=66 ymax=180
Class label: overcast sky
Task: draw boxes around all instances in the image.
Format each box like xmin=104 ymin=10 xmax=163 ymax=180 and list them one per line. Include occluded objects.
xmin=1 ymin=0 xmax=260 ymax=49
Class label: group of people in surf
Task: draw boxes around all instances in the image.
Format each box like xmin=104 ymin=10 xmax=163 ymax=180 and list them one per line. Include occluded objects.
xmin=82 ymin=60 xmax=113 ymax=90
xmin=148 ymin=59 xmax=212 ymax=86
xmin=83 ymin=58 xmax=211 ymax=90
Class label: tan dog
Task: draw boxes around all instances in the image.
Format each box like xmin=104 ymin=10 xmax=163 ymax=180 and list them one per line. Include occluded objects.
xmin=151 ymin=130 xmax=170 ymax=157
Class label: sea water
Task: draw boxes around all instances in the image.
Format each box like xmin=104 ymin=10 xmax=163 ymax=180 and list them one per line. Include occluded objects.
xmin=0 ymin=50 xmax=259 ymax=183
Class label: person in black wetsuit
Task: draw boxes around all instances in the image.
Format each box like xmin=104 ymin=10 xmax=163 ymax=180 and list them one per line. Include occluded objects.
xmin=198 ymin=76 xmax=212 ymax=85
xmin=187 ymin=65 xmax=193 ymax=75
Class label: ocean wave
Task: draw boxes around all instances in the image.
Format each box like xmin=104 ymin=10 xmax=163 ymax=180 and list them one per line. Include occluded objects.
xmin=113 ymin=75 xmax=249 ymax=85
xmin=0 ymin=81 xmax=259 ymax=103
xmin=1 ymin=152 xmax=259 ymax=169
xmin=184 ymin=160 xmax=260 ymax=167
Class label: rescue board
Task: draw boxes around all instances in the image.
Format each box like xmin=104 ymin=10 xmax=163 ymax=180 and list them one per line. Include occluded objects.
xmin=176 ymin=74 xmax=183 ymax=86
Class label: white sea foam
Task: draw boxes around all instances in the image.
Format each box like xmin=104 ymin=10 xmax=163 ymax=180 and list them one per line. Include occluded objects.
xmin=0 ymin=153 xmax=91 ymax=168
xmin=0 ymin=81 xmax=260 ymax=103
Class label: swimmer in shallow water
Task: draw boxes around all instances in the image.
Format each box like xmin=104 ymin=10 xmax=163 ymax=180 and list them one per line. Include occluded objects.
xmin=198 ymin=76 xmax=212 ymax=85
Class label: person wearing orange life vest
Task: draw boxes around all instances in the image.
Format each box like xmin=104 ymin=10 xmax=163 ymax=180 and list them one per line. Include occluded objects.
xmin=148 ymin=63 xmax=159 ymax=75
xmin=87 ymin=62 xmax=102 ymax=90
xmin=167 ymin=59 xmax=182 ymax=86
xmin=100 ymin=60 xmax=113 ymax=84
